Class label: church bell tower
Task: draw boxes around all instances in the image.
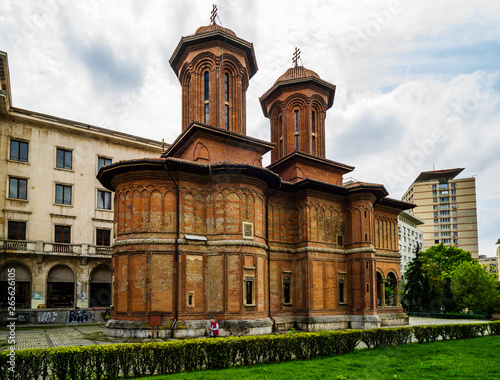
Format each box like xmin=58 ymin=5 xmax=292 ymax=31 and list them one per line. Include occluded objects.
xmin=169 ymin=8 xmax=257 ymax=135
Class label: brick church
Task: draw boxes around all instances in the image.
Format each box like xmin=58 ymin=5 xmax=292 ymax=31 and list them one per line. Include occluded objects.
xmin=97 ymin=17 xmax=413 ymax=338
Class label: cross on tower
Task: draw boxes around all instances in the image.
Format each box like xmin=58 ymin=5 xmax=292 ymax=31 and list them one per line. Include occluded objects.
xmin=292 ymin=47 xmax=301 ymax=67
xmin=210 ymin=4 xmax=218 ymax=25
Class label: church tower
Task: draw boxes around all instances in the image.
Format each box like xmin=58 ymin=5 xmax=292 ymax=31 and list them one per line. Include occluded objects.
xmin=170 ymin=18 xmax=257 ymax=135
xmin=259 ymin=53 xmax=335 ymax=163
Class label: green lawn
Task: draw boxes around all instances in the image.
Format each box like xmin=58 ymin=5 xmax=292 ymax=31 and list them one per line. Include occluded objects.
xmin=139 ymin=335 xmax=500 ymax=380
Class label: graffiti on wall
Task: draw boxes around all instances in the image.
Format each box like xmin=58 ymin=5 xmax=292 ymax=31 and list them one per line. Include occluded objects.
xmin=15 ymin=313 xmax=29 ymax=323
xmin=37 ymin=311 xmax=59 ymax=324
xmin=67 ymin=310 xmax=92 ymax=323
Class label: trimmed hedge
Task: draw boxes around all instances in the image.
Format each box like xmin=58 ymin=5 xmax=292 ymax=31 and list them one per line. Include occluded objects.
xmin=1 ymin=321 xmax=499 ymax=379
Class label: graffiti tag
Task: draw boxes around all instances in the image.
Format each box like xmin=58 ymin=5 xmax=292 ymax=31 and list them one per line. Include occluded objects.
xmin=37 ymin=311 xmax=58 ymax=324
xmin=67 ymin=310 xmax=92 ymax=324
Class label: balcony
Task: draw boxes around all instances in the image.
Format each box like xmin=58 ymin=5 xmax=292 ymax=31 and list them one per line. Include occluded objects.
xmin=1 ymin=240 xmax=113 ymax=257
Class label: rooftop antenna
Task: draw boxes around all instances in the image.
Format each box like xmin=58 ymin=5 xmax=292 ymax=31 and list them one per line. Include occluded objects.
xmin=210 ymin=4 xmax=218 ymax=25
xmin=292 ymin=47 xmax=301 ymax=67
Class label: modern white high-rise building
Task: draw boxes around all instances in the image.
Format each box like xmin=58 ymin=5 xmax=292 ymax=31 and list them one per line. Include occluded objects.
xmin=398 ymin=211 xmax=424 ymax=279
xmin=402 ymin=168 xmax=478 ymax=258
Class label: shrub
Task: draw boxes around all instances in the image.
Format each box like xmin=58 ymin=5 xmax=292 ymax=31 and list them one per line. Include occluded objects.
xmin=0 ymin=321 xmax=498 ymax=379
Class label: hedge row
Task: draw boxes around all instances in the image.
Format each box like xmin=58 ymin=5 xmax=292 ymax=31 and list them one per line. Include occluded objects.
xmin=1 ymin=321 xmax=499 ymax=379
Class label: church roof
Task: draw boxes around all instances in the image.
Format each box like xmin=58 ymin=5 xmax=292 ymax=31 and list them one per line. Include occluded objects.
xmin=170 ymin=24 xmax=258 ymax=78
xmin=259 ymin=65 xmax=336 ymax=116
xmin=274 ymin=66 xmax=320 ymax=85
xmin=195 ymin=24 xmax=237 ymax=37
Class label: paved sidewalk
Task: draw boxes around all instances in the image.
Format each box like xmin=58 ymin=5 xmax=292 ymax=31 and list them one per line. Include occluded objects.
xmin=0 ymin=317 xmax=491 ymax=351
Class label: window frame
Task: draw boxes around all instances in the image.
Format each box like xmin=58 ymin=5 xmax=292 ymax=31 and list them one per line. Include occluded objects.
xmin=10 ymin=139 xmax=29 ymax=162
xmin=96 ymin=228 xmax=111 ymax=246
xmin=56 ymin=148 xmax=73 ymax=170
xmin=244 ymin=276 xmax=256 ymax=306
xmin=55 ymin=184 xmax=72 ymax=205
xmin=9 ymin=177 xmax=28 ymax=200
xmin=338 ymin=272 xmax=347 ymax=304
xmin=97 ymin=190 xmax=112 ymax=210
xmin=54 ymin=225 xmax=71 ymax=244
xmin=97 ymin=156 xmax=112 ymax=171
xmin=8 ymin=221 xmax=27 ymax=240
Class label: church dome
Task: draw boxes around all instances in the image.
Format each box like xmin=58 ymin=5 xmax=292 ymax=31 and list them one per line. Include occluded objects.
xmin=195 ymin=24 xmax=237 ymax=37
xmin=274 ymin=66 xmax=321 ymax=85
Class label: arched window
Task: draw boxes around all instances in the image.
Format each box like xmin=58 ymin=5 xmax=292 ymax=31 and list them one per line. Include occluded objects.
xmin=89 ymin=266 xmax=112 ymax=307
xmin=294 ymin=110 xmax=299 ymax=150
xmin=279 ymin=115 xmax=283 ymax=156
xmin=311 ymin=111 xmax=316 ymax=155
xmin=204 ymin=71 xmax=209 ymax=124
xmin=47 ymin=265 xmax=75 ymax=308
xmin=224 ymin=73 xmax=229 ymax=130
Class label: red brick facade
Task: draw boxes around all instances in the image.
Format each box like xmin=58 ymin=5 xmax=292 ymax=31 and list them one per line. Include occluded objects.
xmin=98 ymin=23 xmax=413 ymax=337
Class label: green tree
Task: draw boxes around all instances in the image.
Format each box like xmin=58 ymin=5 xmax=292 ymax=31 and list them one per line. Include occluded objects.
xmin=419 ymin=243 xmax=475 ymax=312
xmin=450 ymin=261 xmax=500 ymax=315
xmin=421 ymin=243 xmax=474 ymax=274
xmin=403 ymin=245 xmax=426 ymax=312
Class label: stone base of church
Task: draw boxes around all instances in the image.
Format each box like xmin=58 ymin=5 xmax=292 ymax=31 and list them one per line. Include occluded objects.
xmin=273 ymin=314 xmax=384 ymax=331
xmin=105 ymin=312 xmax=409 ymax=339
xmin=379 ymin=312 xmax=409 ymax=327
xmin=104 ymin=318 xmax=274 ymax=339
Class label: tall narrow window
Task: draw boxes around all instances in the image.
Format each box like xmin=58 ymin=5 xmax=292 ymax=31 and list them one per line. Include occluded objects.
xmin=311 ymin=111 xmax=316 ymax=155
xmin=224 ymin=73 xmax=229 ymax=130
xmin=204 ymin=71 xmax=209 ymax=124
xmin=279 ymin=115 xmax=283 ymax=156
xmin=204 ymin=71 xmax=209 ymax=100
xmin=338 ymin=273 xmax=346 ymax=303
xmin=244 ymin=276 xmax=255 ymax=306
xmin=283 ymin=277 xmax=291 ymax=304
xmin=225 ymin=105 xmax=229 ymax=130
xmin=294 ymin=110 xmax=299 ymax=150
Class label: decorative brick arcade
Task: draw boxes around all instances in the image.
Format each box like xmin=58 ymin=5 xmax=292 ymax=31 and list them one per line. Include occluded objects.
xmin=98 ymin=19 xmax=412 ymax=338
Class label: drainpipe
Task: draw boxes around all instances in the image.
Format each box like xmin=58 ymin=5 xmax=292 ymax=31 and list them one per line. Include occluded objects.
xmin=164 ymin=159 xmax=180 ymax=333
xmin=265 ymin=181 xmax=281 ymax=331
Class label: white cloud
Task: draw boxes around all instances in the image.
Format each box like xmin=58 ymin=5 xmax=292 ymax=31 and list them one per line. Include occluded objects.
xmin=1 ymin=0 xmax=500 ymax=255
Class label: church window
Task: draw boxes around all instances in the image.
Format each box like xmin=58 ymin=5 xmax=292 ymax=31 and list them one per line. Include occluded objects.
xmin=311 ymin=111 xmax=316 ymax=155
xmin=224 ymin=73 xmax=229 ymax=130
xmin=294 ymin=110 xmax=299 ymax=150
xmin=338 ymin=273 xmax=346 ymax=303
xmin=279 ymin=115 xmax=283 ymax=156
xmin=244 ymin=276 xmax=255 ymax=306
xmin=204 ymin=71 xmax=209 ymax=124
xmin=283 ymin=277 xmax=291 ymax=304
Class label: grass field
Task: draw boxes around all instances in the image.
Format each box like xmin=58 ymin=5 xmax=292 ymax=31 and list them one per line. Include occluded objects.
xmin=139 ymin=335 xmax=500 ymax=380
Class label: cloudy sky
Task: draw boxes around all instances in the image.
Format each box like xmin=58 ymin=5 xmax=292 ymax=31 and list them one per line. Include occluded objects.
xmin=1 ymin=0 xmax=499 ymax=256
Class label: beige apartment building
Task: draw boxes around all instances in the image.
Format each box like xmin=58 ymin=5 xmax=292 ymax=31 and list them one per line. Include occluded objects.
xmin=0 ymin=51 xmax=161 ymax=322
xmin=402 ymin=168 xmax=478 ymax=258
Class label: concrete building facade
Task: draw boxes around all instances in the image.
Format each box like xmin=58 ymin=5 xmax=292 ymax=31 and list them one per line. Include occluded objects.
xmin=0 ymin=51 xmax=161 ymax=324
xmin=402 ymin=168 xmax=479 ymax=258
xmin=398 ymin=211 xmax=424 ymax=279
xmin=98 ymin=21 xmax=413 ymax=338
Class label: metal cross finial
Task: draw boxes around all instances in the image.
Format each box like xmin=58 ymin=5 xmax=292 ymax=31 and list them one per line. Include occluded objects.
xmin=292 ymin=47 xmax=301 ymax=67
xmin=161 ymin=138 xmax=166 ymax=153
xmin=210 ymin=4 xmax=218 ymax=25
